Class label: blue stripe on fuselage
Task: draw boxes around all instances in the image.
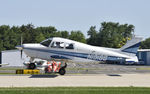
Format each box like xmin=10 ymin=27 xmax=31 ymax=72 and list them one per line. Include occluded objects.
xmin=24 ymin=48 xmax=124 ymax=61
xmin=25 ymin=48 xmax=88 ymax=59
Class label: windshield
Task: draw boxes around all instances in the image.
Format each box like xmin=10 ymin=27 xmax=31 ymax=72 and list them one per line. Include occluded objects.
xmin=40 ymin=39 xmax=52 ymax=47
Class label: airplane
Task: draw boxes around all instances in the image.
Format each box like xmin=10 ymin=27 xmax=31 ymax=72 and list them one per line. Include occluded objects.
xmin=16 ymin=36 xmax=142 ymax=75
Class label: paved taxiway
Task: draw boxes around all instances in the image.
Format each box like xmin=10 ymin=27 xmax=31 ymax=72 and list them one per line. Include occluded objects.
xmin=0 ymin=74 xmax=150 ymax=87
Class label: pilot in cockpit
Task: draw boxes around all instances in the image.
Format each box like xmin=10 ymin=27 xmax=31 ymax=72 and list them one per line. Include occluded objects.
xmin=56 ymin=42 xmax=61 ymax=48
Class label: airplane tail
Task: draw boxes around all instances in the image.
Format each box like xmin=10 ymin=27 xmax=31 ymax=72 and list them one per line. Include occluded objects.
xmin=120 ymin=36 xmax=143 ymax=54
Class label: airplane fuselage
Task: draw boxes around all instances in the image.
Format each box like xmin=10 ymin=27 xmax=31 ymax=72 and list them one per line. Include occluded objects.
xmin=22 ymin=37 xmax=138 ymax=63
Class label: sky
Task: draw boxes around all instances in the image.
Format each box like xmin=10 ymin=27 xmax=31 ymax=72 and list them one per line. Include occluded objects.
xmin=0 ymin=0 xmax=150 ymax=39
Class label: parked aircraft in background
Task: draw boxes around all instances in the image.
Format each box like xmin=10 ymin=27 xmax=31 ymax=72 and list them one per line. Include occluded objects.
xmin=16 ymin=36 xmax=142 ymax=75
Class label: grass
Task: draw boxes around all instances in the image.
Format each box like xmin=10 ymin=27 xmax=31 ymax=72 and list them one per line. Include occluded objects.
xmin=0 ymin=87 xmax=150 ymax=94
xmin=0 ymin=67 xmax=24 ymax=70
xmin=0 ymin=73 xmax=15 ymax=74
xmin=136 ymin=68 xmax=150 ymax=70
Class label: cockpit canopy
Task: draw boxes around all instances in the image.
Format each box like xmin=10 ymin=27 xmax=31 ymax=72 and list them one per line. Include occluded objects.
xmin=40 ymin=37 xmax=74 ymax=49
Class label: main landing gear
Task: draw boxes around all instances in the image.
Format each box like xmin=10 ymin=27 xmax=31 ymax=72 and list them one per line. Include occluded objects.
xmin=58 ymin=63 xmax=67 ymax=75
xmin=45 ymin=61 xmax=67 ymax=75
xmin=27 ymin=58 xmax=36 ymax=69
xmin=26 ymin=58 xmax=67 ymax=75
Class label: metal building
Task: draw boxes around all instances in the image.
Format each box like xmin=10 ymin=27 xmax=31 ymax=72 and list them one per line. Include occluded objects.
xmin=1 ymin=50 xmax=29 ymax=67
xmin=137 ymin=49 xmax=150 ymax=65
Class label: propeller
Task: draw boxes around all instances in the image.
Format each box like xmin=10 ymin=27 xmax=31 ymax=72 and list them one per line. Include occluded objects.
xmin=15 ymin=35 xmax=23 ymax=59
xmin=20 ymin=35 xmax=23 ymax=59
xmin=21 ymin=48 xmax=23 ymax=59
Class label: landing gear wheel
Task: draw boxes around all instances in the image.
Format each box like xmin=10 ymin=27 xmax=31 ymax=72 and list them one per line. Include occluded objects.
xmin=44 ymin=67 xmax=49 ymax=73
xmin=44 ymin=67 xmax=48 ymax=73
xmin=59 ymin=68 xmax=66 ymax=75
xmin=28 ymin=63 xmax=36 ymax=69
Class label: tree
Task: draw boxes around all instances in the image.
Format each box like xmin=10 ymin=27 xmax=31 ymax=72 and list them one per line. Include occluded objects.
xmin=20 ymin=24 xmax=35 ymax=43
xmin=97 ymin=22 xmax=121 ymax=48
xmin=0 ymin=25 xmax=11 ymax=50
xmin=61 ymin=31 xmax=69 ymax=38
xmin=53 ymin=31 xmax=62 ymax=37
xmin=87 ymin=26 xmax=98 ymax=45
xmin=0 ymin=22 xmax=136 ymax=51
xmin=140 ymin=38 xmax=150 ymax=49
xmin=36 ymin=26 xmax=57 ymax=38
xmin=0 ymin=35 xmax=5 ymax=51
xmin=87 ymin=22 xmax=134 ymax=48
xmin=35 ymin=33 xmax=45 ymax=43
xmin=69 ymin=31 xmax=86 ymax=43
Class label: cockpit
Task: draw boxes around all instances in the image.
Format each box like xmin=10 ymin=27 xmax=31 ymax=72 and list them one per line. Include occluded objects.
xmin=40 ymin=38 xmax=74 ymax=49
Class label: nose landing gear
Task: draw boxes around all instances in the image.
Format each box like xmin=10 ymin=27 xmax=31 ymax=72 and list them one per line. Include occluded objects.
xmin=28 ymin=63 xmax=36 ymax=69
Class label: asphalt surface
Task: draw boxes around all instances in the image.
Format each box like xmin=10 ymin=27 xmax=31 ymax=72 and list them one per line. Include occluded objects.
xmin=1 ymin=63 xmax=150 ymax=74
xmin=66 ymin=63 xmax=150 ymax=74
xmin=0 ymin=63 xmax=150 ymax=87
xmin=0 ymin=74 xmax=150 ymax=87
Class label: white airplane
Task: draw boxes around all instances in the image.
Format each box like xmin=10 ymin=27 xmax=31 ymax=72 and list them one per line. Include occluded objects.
xmin=16 ymin=36 xmax=142 ymax=75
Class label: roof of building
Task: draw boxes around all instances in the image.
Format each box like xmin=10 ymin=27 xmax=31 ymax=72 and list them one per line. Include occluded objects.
xmin=138 ymin=49 xmax=150 ymax=52
xmin=2 ymin=50 xmax=19 ymax=53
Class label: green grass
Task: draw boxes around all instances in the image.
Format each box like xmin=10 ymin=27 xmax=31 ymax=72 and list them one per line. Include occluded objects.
xmin=0 ymin=73 xmax=15 ymax=74
xmin=0 ymin=87 xmax=150 ymax=94
xmin=0 ymin=67 xmax=24 ymax=70
xmin=136 ymin=68 xmax=150 ymax=70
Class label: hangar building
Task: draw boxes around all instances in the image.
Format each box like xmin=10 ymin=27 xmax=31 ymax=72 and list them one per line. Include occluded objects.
xmin=0 ymin=50 xmax=29 ymax=67
xmin=137 ymin=49 xmax=150 ymax=65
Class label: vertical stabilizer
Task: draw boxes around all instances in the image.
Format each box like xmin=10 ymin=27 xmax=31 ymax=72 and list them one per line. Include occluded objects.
xmin=120 ymin=36 xmax=143 ymax=54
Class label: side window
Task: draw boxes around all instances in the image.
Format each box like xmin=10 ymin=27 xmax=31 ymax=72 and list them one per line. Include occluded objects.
xmin=66 ymin=43 xmax=74 ymax=49
xmin=51 ymin=42 xmax=64 ymax=49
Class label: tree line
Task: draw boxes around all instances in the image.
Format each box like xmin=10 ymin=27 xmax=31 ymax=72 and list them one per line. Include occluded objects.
xmin=0 ymin=22 xmax=149 ymax=51
xmin=0 ymin=24 xmax=86 ymax=51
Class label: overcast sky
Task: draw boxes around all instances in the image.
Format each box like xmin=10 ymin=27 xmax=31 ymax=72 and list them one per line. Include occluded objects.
xmin=0 ymin=0 xmax=149 ymax=39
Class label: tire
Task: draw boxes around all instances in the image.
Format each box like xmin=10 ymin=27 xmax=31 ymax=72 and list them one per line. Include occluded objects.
xmin=28 ymin=63 xmax=36 ymax=69
xmin=44 ymin=67 xmax=48 ymax=73
xmin=59 ymin=68 xmax=66 ymax=75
